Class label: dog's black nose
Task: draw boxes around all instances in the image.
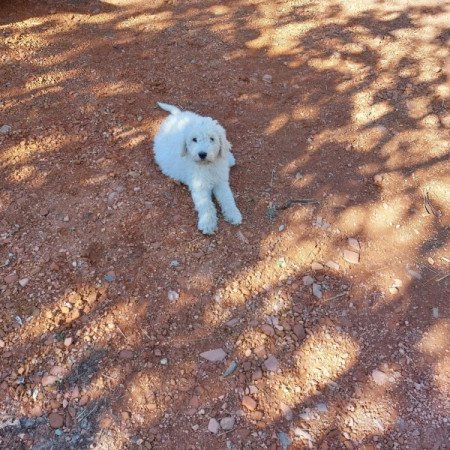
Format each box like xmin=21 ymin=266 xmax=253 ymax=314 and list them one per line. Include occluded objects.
xmin=198 ymin=152 xmax=207 ymax=160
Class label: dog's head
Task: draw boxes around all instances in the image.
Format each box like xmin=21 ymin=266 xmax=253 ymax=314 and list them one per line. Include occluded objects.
xmin=183 ymin=118 xmax=231 ymax=164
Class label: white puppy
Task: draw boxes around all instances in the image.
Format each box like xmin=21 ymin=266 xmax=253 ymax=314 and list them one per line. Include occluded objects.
xmin=153 ymin=103 xmax=242 ymax=234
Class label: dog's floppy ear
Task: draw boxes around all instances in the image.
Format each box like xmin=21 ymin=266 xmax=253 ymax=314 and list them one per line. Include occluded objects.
xmin=215 ymin=122 xmax=232 ymax=158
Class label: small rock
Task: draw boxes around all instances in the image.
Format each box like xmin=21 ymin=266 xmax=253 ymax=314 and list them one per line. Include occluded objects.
xmin=223 ymin=361 xmax=238 ymax=377
xmin=225 ymin=318 xmax=239 ymax=328
xmin=262 ymin=74 xmax=273 ymax=83
xmin=406 ymin=268 xmax=422 ymax=280
xmin=260 ymin=324 xmax=275 ymax=336
xmin=42 ymin=375 xmax=58 ymax=386
xmin=432 ymin=307 xmax=439 ymax=318
xmin=392 ymin=278 xmax=402 ymax=288
xmin=220 ymin=416 xmax=235 ymax=431
xmin=278 ymin=224 xmax=286 ymax=232
xmin=277 ymin=431 xmax=292 ymax=450
xmin=168 ymin=290 xmax=179 ymax=302
xmin=252 ymin=368 xmax=263 ymax=381
xmin=160 ymin=358 xmax=168 ymax=365
xmin=316 ymin=403 xmax=328 ymax=413
xmin=325 ymin=260 xmax=340 ymax=271
xmin=311 ymin=262 xmax=323 ymax=270
xmin=79 ymin=395 xmax=89 ymax=406
xmin=119 ymin=349 xmax=134 ymax=359
xmin=104 ymin=272 xmax=115 ymax=282
xmin=63 ymin=215 xmax=69 ymax=222
xmin=200 ymin=348 xmax=226 ymax=362
xmin=280 ymin=403 xmax=293 ymax=420
xmin=372 ymin=369 xmax=389 ymax=386
xmin=169 ymin=260 xmax=179 ymax=268
xmin=99 ymin=417 xmax=112 ymax=429
xmin=302 ymin=275 xmax=314 ymax=286
xmin=254 ymin=345 xmax=266 ymax=358
xmin=19 ymin=278 xmax=29 ymax=287
xmin=312 ymin=283 xmax=322 ymax=299
xmin=4 ymin=273 xmax=18 ymax=284
xmin=242 ymin=396 xmax=257 ymax=411
xmin=64 ymin=337 xmax=73 ymax=347
xmin=208 ymin=418 xmax=220 ymax=434
xmin=263 ymin=355 xmax=279 ymax=372
xmin=343 ymin=250 xmax=359 ymax=264
xmin=48 ymin=412 xmax=64 ymax=429
xmin=294 ymin=428 xmax=314 ymax=441
xmin=348 ymin=238 xmax=360 ymax=252
xmin=0 ymin=125 xmax=12 ymax=134
xmin=293 ymin=324 xmax=306 ymax=340
xmin=373 ymin=173 xmax=384 ymax=186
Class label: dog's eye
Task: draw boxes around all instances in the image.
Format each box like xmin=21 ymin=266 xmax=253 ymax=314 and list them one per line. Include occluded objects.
xmin=210 ymin=137 xmax=215 ymax=142
xmin=192 ymin=137 xmax=197 ymax=142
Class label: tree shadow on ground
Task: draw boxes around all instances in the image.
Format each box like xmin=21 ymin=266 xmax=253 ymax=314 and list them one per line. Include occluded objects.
xmin=0 ymin=0 xmax=449 ymax=449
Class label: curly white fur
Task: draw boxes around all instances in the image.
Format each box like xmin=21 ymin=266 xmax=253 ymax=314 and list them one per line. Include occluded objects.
xmin=153 ymin=102 xmax=242 ymax=234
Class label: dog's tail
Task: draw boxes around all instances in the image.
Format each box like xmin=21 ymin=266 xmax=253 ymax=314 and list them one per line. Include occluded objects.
xmin=157 ymin=102 xmax=182 ymax=115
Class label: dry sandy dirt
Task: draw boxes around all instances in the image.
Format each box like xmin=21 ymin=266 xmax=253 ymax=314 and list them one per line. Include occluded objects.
xmin=1 ymin=0 xmax=449 ymax=449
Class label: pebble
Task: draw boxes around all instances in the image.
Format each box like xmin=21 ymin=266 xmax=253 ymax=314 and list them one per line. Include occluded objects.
xmin=302 ymin=275 xmax=314 ymax=286
xmin=79 ymin=395 xmax=89 ymax=406
xmin=432 ymin=307 xmax=439 ymax=318
xmin=277 ymin=431 xmax=292 ymax=450
xmin=293 ymin=324 xmax=306 ymax=340
xmin=343 ymin=250 xmax=359 ymax=264
xmin=223 ymin=361 xmax=238 ymax=377
xmin=312 ymin=283 xmax=322 ymax=299
xmin=208 ymin=418 xmax=220 ymax=434
xmin=325 ymin=260 xmax=340 ymax=271
xmin=294 ymin=428 xmax=314 ymax=441
xmin=119 ymin=349 xmax=134 ymax=359
xmin=160 ymin=358 xmax=168 ymax=365
xmin=220 ymin=416 xmax=235 ymax=431
xmin=373 ymin=173 xmax=384 ymax=186
xmin=263 ymin=355 xmax=280 ymax=372
xmin=372 ymin=369 xmax=389 ymax=386
xmin=348 ymin=238 xmax=360 ymax=251
xmin=169 ymin=260 xmax=179 ymax=268
xmin=104 ymin=272 xmax=115 ymax=282
xmin=316 ymin=403 xmax=328 ymax=413
xmin=41 ymin=375 xmax=58 ymax=386
xmin=225 ymin=318 xmax=239 ymax=328
xmin=0 ymin=125 xmax=12 ymax=134
xmin=311 ymin=262 xmax=323 ymax=270
xmin=0 ymin=339 xmax=4 ymax=348
xmin=252 ymin=368 xmax=263 ymax=381
xmin=4 ymin=273 xmax=18 ymax=284
xmin=48 ymin=412 xmax=64 ymax=429
xmin=200 ymin=348 xmax=226 ymax=362
xmin=260 ymin=324 xmax=275 ymax=336
xmin=64 ymin=337 xmax=73 ymax=347
xmin=242 ymin=396 xmax=257 ymax=411
xmin=167 ymin=290 xmax=179 ymax=302
xmin=262 ymin=74 xmax=273 ymax=83
xmin=19 ymin=278 xmax=29 ymax=287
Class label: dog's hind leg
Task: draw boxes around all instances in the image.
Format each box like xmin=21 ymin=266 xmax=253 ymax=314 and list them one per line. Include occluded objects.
xmin=191 ymin=188 xmax=218 ymax=234
xmin=213 ymin=182 xmax=242 ymax=225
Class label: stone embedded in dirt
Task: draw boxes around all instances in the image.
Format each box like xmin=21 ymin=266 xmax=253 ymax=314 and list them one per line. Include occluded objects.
xmin=260 ymin=324 xmax=275 ymax=337
xmin=302 ymin=275 xmax=314 ymax=286
xmin=252 ymin=368 xmax=263 ymax=381
xmin=223 ymin=360 xmax=238 ymax=377
xmin=262 ymin=74 xmax=272 ymax=83
xmin=343 ymin=250 xmax=359 ymax=264
xmin=200 ymin=348 xmax=226 ymax=362
xmin=99 ymin=416 xmax=112 ymax=429
xmin=167 ymin=290 xmax=179 ymax=302
xmin=277 ymin=431 xmax=292 ymax=450
xmin=48 ymin=412 xmax=64 ymax=429
xmin=316 ymin=403 xmax=328 ymax=413
xmin=280 ymin=403 xmax=293 ymax=420
xmin=119 ymin=349 xmax=134 ymax=359
xmin=220 ymin=416 xmax=235 ymax=431
xmin=50 ymin=366 xmax=68 ymax=377
xmin=373 ymin=173 xmax=384 ymax=186
xmin=0 ymin=125 xmax=12 ymax=134
xmin=4 ymin=273 xmax=18 ymax=284
xmin=208 ymin=418 xmax=220 ymax=434
xmin=263 ymin=355 xmax=280 ymax=372
xmin=293 ymin=324 xmax=306 ymax=340
xmin=294 ymin=428 xmax=314 ymax=441
xmin=325 ymin=260 xmax=340 ymax=271
xmin=372 ymin=369 xmax=389 ymax=385
xmin=0 ymin=339 xmax=5 ymax=348
xmin=348 ymin=238 xmax=360 ymax=252
xmin=41 ymin=375 xmax=58 ymax=386
xmin=64 ymin=337 xmax=73 ymax=347
xmin=254 ymin=345 xmax=266 ymax=358
xmin=79 ymin=395 xmax=89 ymax=406
xmin=312 ymin=283 xmax=322 ymax=299
xmin=242 ymin=395 xmax=257 ymax=411
xmin=432 ymin=307 xmax=439 ymax=318
xmin=406 ymin=268 xmax=422 ymax=280
xmin=19 ymin=277 xmax=29 ymax=287
xmin=311 ymin=262 xmax=324 ymax=270
xmin=225 ymin=318 xmax=239 ymax=328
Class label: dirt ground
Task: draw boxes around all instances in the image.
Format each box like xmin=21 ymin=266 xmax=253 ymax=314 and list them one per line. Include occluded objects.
xmin=0 ymin=0 xmax=449 ymax=449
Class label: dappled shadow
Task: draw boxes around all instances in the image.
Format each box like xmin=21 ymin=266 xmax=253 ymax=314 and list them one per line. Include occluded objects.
xmin=1 ymin=0 xmax=449 ymax=449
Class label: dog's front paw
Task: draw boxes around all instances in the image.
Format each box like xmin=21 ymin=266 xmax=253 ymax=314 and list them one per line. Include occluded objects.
xmin=224 ymin=209 xmax=243 ymax=225
xmin=198 ymin=215 xmax=218 ymax=235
